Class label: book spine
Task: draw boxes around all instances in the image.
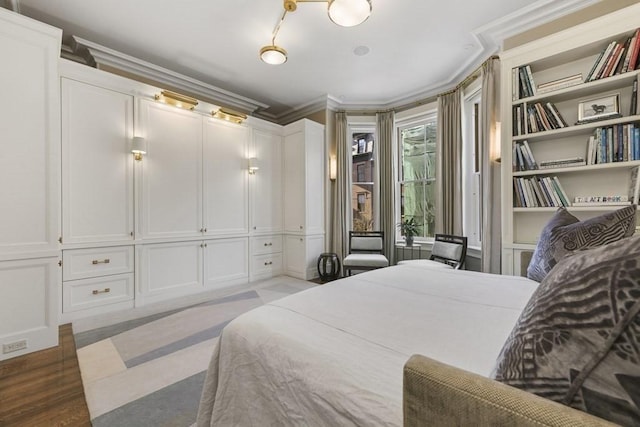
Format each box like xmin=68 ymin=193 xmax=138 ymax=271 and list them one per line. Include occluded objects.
xmin=590 ymin=41 xmax=616 ymax=81
xmin=519 ymin=67 xmax=531 ymax=98
xmin=546 ymin=177 xmax=562 ymax=207
xmin=525 ymin=65 xmax=536 ymax=96
xmin=614 ymin=36 xmax=632 ymax=75
xmin=552 ymin=177 xmax=571 ymax=207
xmin=597 ymin=42 xmax=620 ymax=80
xmin=585 ymin=48 xmax=606 ymax=82
xmin=521 ymin=140 xmax=537 ymax=169
xmin=586 ymin=135 xmax=595 ymax=165
xmin=635 ymin=128 xmax=640 ymax=161
xmin=546 ymin=102 xmax=567 ymax=127
xmin=629 ymin=29 xmax=640 ymax=72
xmin=622 ymin=29 xmax=639 ymax=72
xmin=630 ymin=166 xmax=640 ymax=204
xmin=631 ymin=79 xmax=638 ymax=116
xmin=512 ymin=68 xmax=518 ymax=101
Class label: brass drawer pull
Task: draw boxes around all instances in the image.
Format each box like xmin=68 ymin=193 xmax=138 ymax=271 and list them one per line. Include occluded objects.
xmin=92 ymin=259 xmax=110 ymax=265
xmin=92 ymin=288 xmax=111 ymax=295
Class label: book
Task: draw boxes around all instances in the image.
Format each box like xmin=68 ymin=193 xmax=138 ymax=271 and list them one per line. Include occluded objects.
xmin=585 ymin=48 xmax=606 ymax=82
xmin=552 ymin=177 xmax=571 ymax=206
xmin=586 ymin=135 xmax=596 ymax=165
xmin=572 ymin=201 xmax=632 ymax=206
xmin=589 ymin=41 xmax=616 ymax=81
xmin=628 ymin=28 xmax=640 ymax=72
xmin=521 ymin=140 xmax=538 ymax=169
xmin=631 ymin=78 xmax=638 ymax=116
xmin=539 ymin=161 xmax=586 ymax=169
xmin=629 ymin=165 xmax=640 ymax=204
xmin=546 ymin=102 xmax=567 ymax=127
xmin=537 ymin=73 xmax=583 ymax=89
xmin=524 ymin=65 xmax=536 ymax=96
xmin=543 ymin=177 xmax=561 ymax=207
xmin=601 ymin=43 xmax=623 ymax=78
xmin=622 ymin=29 xmax=639 ymax=72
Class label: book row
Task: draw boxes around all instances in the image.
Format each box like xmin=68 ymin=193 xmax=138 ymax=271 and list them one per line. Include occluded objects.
xmin=512 ymin=102 xmax=567 ymax=136
xmin=513 ymin=176 xmax=570 ymax=208
xmin=586 ymin=28 xmax=640 ymax=82
xmin=585 ymin=124 xmax=640 ymax=165
xmin=511 ymin=27 xmax=640 ymax=101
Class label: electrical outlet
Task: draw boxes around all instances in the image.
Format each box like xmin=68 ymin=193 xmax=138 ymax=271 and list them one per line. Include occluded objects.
xmin=3 ymin=339 xmax=27 ymax=354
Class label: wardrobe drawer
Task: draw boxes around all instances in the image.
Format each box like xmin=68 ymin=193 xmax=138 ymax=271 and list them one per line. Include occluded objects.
xmin=63 ymin=273 xmax=134 ymax=313
xmin=251 ymin=253 xmax=283 ymax=276
xmin=63 ymin=246 xmax=134 ymax=281
xmin=251 ymin=235 xmax=283 ymax=255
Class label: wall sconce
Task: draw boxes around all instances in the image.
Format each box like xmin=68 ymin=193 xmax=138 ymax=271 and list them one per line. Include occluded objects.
xmin=131 ymin=136 xmax=147 ymax=161
xmin=212 ymin=107 xmax=247 ymax=124
xmin=329 ymin=155 xmax=337 ymax=181
xmin=154 ymin=90 xmax=198 ymax=110
xmin=492 ymin=121 xmax=502 ymax=162
xmin=248 ymin=157 xmax=259 ymax=175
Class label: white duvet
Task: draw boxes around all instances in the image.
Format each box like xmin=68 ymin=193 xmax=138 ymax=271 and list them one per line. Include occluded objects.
xmin=196 ymin=264 xmax=538 ymax=426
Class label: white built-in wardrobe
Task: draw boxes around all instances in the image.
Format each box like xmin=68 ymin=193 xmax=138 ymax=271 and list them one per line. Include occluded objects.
xmin=0 ymin=9 xmax=326 ymax=360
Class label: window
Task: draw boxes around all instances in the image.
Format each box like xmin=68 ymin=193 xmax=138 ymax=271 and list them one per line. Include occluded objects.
xmin=462 ymin=84 xmax=482 ymax=248
xmin=351 ymin=130 xmax=375 ymax=231
xmin=398 ymin=117 xmax=437 ymax=239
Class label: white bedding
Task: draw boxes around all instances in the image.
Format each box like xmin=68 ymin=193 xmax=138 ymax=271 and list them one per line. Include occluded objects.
xmin=196 ymin=264 xmax=539 ymax=426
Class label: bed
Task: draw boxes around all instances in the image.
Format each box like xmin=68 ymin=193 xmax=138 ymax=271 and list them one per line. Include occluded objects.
xmin=195 ymin=263 xmax=539 ymax=426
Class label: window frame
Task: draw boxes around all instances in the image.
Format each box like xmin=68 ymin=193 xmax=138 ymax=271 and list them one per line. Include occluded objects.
xmin=395 ymin=111 xmax=438 ymax=243
xmin=348 ymin=121 xmax=378 ymax=231
xmin=462 ymin=81 xmax=482 ymax=249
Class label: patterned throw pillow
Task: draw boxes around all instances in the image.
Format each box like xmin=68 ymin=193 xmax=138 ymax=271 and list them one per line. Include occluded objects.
xmin=492 ymin=235 xmax=640 ymax=425
xmin=527 ymin=205 xmax=636 ymax=282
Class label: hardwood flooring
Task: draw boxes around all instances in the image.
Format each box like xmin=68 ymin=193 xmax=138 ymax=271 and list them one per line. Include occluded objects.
xmin=0 ymin=324 xmax=91 ymax=426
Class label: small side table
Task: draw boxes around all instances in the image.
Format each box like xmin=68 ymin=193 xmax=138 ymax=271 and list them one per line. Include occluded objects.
xmin=317 ymin=253 xmax=341 ymax=282
xmin=395 ymin=243 xmax=422 ymax=264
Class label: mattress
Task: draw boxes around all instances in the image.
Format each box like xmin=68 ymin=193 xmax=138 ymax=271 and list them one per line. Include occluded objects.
xmin=196 ymin=264 xmax=539 ymax=426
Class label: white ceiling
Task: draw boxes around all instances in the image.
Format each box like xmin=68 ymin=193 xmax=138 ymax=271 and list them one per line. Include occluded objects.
xmin=15 ymin=0 xmax=598 ymax=121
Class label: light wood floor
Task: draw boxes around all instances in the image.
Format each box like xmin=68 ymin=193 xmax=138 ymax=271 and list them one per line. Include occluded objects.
xmin=0 ymin=324 xmax=91 ymax=426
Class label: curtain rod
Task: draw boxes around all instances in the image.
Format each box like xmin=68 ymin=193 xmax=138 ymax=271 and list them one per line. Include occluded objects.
xmin=341 ymin=54 xmax=500 ymax=115
xmin=435 ymin=54 xmax=500 ymax=98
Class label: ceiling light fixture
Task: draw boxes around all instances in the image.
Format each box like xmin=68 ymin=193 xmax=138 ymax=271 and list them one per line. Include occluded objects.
xmin=260 ymin=0 xmax=372 ymax=65
xmin=212 ymin=107 xmax=248 ymax=124
xmin=154 ymin=90 xmax=198 ymax=110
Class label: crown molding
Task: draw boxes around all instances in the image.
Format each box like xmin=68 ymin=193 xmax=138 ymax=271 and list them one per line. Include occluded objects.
xmin=73 ymin=37 xmax=269 ymax=114
xmin=316 ymin=0 xmax=599 ymax=115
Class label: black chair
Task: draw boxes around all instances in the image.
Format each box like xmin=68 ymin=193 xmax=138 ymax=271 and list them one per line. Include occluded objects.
xmin=429 ymin=234 xmax=468 ymax=269
xmin=342 ymin=231 xmax=389 ymax=276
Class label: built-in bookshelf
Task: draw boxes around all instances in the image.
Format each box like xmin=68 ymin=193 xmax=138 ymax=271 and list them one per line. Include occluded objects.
xmin=500 ymin=3 xmax=640 ymax=276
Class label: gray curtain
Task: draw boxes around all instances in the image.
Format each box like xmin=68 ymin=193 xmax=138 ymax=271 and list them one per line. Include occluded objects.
xmin=436 ymin=90 xmax=463 ymax=235
xmin=480 ymin=58 xmax=502 ymax=273
xmin=331 ymin=111 xmax=351 ymax=262
xmin=376 ymin=111 xmax=395 ymax=263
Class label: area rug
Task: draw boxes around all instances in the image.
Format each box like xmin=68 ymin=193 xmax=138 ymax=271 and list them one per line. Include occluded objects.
xmin=74 ymin=276 xmax=317 ymax=426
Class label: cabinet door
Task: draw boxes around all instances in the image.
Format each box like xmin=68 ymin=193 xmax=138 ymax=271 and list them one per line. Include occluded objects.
xmin=304 ymin=125 xmax=325 ymax=235
xmin=137 ymin=241 xmax=202 ymax=305
xmin=0 ymin=11 xmax=61 ymax=256
xmin=0 ymin=257 xmax=59 ymax=361
xmin=251 ymin=129 xmax=282 ymax=233
xmin=204 ymin=237 xmax=248 ymax=289
xmin=283 ymin=130 xmax=306 ymax=233
xmin=62 ymin=79 xmax=134 ymax=244
xmin=139 ymin=100 xmax=203 ymax=239
xmin=284 ymin=235 xmax=306 ymax=278
xmin=203 ymin=118 xmax=249 ymax=236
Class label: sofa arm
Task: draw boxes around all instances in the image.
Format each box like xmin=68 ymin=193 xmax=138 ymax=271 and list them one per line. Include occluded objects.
xmin=403 ymin=354 xmax=616 ymax=427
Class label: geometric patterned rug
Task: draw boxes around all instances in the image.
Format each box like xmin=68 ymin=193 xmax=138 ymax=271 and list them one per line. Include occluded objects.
xmin=74 ymin=276 xmax=317 ymax=426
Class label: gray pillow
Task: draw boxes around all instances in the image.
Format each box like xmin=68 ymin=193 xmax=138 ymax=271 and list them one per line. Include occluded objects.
xmin=527 ymin=205 xmax=637 ymax=282
xmin=493 ymin=235 xmax=640 ymax=425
